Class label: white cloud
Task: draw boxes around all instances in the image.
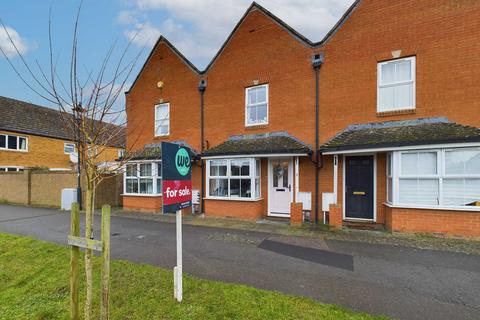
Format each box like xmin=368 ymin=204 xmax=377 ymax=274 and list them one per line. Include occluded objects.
xmin=120 ymin=0 xmax=355 ymax=68
xmin=124 ymin=21 xmax=161 ymax=47
xmin=0 ymin=25 xmax=29 ymax=58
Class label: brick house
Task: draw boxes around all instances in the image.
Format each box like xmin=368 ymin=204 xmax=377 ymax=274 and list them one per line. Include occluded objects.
xmin=124 ymin=1 xmax=480 ymax=237
xmin=0 ymin=96 xmax=124 ymax=171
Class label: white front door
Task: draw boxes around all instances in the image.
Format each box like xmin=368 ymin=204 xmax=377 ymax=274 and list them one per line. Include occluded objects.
xmin=268 ymin=158 xmax=293 ymax=216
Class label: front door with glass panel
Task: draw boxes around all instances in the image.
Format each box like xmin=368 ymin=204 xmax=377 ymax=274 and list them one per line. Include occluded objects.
xmin=268 ymin=158 xmax=293 ymax=216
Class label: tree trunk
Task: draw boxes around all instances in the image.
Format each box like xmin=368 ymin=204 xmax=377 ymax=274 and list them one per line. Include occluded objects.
xmin=84 ymin=172 xmax=95 ymax=320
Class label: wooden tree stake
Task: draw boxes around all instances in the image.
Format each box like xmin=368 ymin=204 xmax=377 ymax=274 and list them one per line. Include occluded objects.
xmin=101 ymin=204 xmax=111 ymax=319
xmin=70 ymin=202 xmax=80 ymax=320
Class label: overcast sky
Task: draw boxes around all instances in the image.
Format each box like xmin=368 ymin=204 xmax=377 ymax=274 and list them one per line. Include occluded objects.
xmin=0 ymin=0 xmax=355 ymax=109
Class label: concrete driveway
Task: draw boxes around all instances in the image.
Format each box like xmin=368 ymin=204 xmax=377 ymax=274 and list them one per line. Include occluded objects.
xmin=0 ymin=204 xmax=479 ymax=320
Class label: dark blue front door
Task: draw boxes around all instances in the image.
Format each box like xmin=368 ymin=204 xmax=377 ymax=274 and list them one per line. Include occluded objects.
xmin=345 ymin=156 xmax=374 ymax=220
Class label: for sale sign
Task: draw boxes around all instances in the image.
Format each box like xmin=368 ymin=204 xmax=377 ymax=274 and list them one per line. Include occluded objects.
xmin=161 ymin=142 xmax=192 ymax=213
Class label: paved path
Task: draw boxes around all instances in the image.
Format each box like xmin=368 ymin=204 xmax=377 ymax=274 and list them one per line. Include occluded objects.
xmin=1 ymin=204 xmax=479 ymax=320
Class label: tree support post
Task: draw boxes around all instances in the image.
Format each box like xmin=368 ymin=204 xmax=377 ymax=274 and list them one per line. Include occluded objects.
xmin=70 ymin=202 xmax=80 ymax=320
xmin=101 ymin=205 xmax=111 ymax=320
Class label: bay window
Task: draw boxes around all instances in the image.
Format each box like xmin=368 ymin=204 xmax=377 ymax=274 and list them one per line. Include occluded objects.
xmin=124 ymin=162 xmax=162 ymax=195
xmin=386 ymin=147 xmax=480 ymax=209
xmin=207 ymin=158 xmax=261 ymax=200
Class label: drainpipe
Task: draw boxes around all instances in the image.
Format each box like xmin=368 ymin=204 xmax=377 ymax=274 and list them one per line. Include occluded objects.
xmin=312 ymin=53 xmax=324 ymax=224
xmin=198 ymin=79 xmax=207 ymax=214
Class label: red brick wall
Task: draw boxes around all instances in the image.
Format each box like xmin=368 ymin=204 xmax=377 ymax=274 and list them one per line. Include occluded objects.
xmin=204 ymin=199 xmax=265 ymax=220
xmin=203 ymin=9 xmax=317 ymax=148
xmin=126 ymin=42 xmax=200 ymax=152
xmin=318 ymin=0 xmax=480 ymax=143
xmin=316 ymin=0 xmax=480 ymax=232
xmin=123 ymin=195 xmax=163 ymax=212
xmin=385 ymin=205 xmax=480 ymax=238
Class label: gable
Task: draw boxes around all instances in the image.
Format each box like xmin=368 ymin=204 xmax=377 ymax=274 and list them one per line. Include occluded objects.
xmin=126 ymin=37 xmax=200 ymax=95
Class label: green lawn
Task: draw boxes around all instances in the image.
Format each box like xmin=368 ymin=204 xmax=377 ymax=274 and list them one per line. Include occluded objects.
xmin=0 ymin=233 xmax=385 ymax=320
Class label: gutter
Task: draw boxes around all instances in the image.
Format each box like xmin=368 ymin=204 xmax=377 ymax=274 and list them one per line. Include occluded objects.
xmin=312 ymin=53 xmax=324 ymax=224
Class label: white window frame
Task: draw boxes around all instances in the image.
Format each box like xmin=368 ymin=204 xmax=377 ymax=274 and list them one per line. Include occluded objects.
xmin=64 ymin=143 xmax=76 ymax=154
xmin=154 ymin=103 xmax=170 ymax=137
xmin=245 ymin=84 xmax=269 ymax=127
xmin=0 ymin=166 xmax=24 ymax=172
xmin=118 ymin=149 xmax=125 ymax=158
xmin=377 ymin=56 xmax=416 ymax=113
xmin=0 ymin=133 xmax=28 ymax=152
xmin=123 ymin=161 xmax=162 ymax=196
xmin=206 ymin=158 xmax=261 ymax=201
xmin=387 ymin=147 xmax=480 ymax=211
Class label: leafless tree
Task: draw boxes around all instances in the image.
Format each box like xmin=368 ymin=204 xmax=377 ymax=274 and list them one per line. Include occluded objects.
xmin=1 ymin=3 xmax=144 ymax=319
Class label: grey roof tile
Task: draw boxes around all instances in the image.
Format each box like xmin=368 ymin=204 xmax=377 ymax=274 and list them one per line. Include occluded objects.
xmin=0 ymin=96 xmax=125 ymax=147
xmin=320 ymin=118 xmax=480 ymax=152
xmin=203 ymin=132 xmax=312 ymax=157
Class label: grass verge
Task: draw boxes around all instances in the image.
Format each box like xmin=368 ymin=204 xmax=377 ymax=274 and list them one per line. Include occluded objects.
xmin=0 ymin=233 xmax=384 ymax=320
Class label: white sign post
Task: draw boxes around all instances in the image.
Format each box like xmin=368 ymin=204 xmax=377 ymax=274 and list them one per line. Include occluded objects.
xmin=174 ymin=210 xmax=183 ymax=302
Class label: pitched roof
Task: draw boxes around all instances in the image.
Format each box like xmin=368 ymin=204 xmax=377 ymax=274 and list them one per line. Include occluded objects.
xmin=125 ymin=36 xmax=201 ymax=94
xmin=0 ymin=96 xmax=125 ymax=148
xmin=126 ymin=0 xmax=363 ymax=91
xmin=202 ymin=132 xmax=312 ymax=157
xmin=320 ymin=118 xmax=480 ymax=153
xmin=129 ymin=141 xmax=199 ymax=161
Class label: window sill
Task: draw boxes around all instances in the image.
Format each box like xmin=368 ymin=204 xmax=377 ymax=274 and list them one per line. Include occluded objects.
xmin=121 ymin=193 xmax=162 ymax=197
xmin=205 ymin=197 xmax=264 ymax=202
xmin=245 ymin=123 xmax=268 ymax=130
xmin=0 ymin=148 xmax=28 ymax=153
xmin=153 ymin=134 xmax=170 ymax=139
xmin=384 ymin=202 xmax=480 ymax=212
xmin=377 ymin=108 xmax=416 ymax=117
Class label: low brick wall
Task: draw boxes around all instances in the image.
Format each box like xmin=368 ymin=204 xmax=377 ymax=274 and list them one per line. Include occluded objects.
xmin=290 ymin=202 xmax=303 ymax=225
xmin=0 ymin=170 xmax=122 ymax=208
xmin=329 ymin=204 xmax=343 ymax=228
xmin=0 ymin=172 xmax=29 ymax=204
xmin=30 ymin=172 xmax=76 ymax=207
xmin=385 ymin=205 xmax=480 ymax=238
xmin=123 ymin=195 xmax=163 ymax=212
xmin=204 ymin=199 xmax=265 ymax=220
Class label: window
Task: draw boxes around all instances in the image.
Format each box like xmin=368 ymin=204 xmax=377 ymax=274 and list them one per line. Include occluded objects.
xmin=387 ymin=147 xmax=480 ymax=209
xmin=207 ymin=158 xmax=261 ymax=200
xmin=124 ymin=162 xmax=162 ymax=195
xmin=0 ymin=134 xmax=27 ymax=151
xmin=118 ymin=149 xmax=125 ymax=158
xmin=377 ymin=56 xmax=415 ymax=112
xmin=0 ymin=166 xmax=23 ymax=172
xmin=155 ymin=103 xmax=170 ymax=136
xmin=245 ymin=84 xmax=268 ymax=126
xmin=64 ymin=143 xmax=76 ymax=154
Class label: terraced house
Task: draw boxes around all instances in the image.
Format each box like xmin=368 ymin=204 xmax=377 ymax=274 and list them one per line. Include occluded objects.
xmin=124 ymin=0 xmax=480 ymax=237
xmin=0 ymin=96 xmax=124 ymax=171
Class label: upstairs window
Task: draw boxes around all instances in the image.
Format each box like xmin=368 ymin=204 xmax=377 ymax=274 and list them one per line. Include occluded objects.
xmin=155 ymin=103 xmax=170 ymax=136
xmin=64 ymin=143 xmax=76 ymax=154
xmin=377 ymin=56 xmax=415 ymax=112
xmin=0 ymin=133 xmax=27 ymax=151
xmin=245 ymin=84 xmax=268 ymax=126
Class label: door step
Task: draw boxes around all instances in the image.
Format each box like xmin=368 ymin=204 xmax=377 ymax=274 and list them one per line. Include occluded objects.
xmin=343 ymin=221 xmax=385 ymax=231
